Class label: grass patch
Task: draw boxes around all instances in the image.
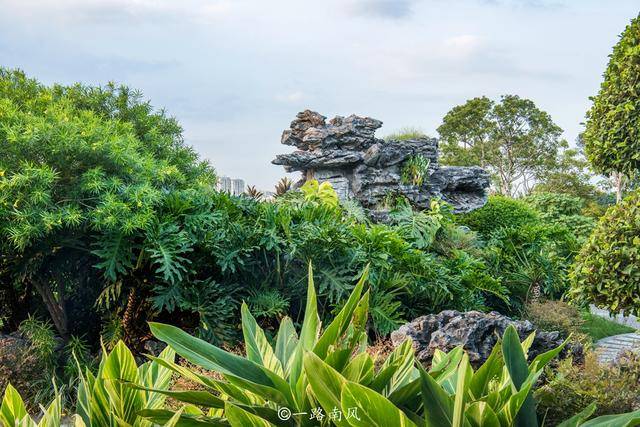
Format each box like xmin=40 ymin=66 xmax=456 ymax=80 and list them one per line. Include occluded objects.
xmin=384 ymin=127 xmax=427 ymax=141
xmin=579 ymin=312 xmax=636 ymax=341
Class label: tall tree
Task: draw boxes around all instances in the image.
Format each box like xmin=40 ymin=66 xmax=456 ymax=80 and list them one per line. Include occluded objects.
xmin=533 ymin=137 xmax=600 ymax=201
xmin=438 ymin=95 xmax=563 ymax=196
xmin=583 ymin=14 xmax=640 ymax=202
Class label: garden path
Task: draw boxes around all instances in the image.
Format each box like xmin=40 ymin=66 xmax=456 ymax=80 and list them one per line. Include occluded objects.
xmin=595 ymin=333 xmax=640 ymax=363
xmin=590 ymin=305 xmax=640 ymax=363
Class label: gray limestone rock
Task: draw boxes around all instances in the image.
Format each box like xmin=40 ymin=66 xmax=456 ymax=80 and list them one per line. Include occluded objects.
xmin=391 ymin=310 xmax=583 ymax=367
xmin=273 ymin=110 xmax=490 ymax=215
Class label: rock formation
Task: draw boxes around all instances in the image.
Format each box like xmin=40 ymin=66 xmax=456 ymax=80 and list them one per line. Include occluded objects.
xmin=391 ymin=310 xmax=583 ymax=366
xmin=0 ymin=332 xmax=59 ymax=395
xmin=273 ymin=110 xmax=490 ymax=214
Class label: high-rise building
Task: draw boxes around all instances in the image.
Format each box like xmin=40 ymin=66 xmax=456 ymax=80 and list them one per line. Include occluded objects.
xmin=217 ymin=176 xmax=246 ymax=196
xmin=232 ymin=178 xmax=245 ymax=196
xmin=217 ymin=176 xmax=232 ymax=193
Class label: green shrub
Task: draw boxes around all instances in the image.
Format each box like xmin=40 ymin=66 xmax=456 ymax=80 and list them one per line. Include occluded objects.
xmin=523 ymin=192 xmax=596 ymax=241
xmin=524 ymin=300 xmax=585 ymax=339
xmin=485 ymin=223 xmax=578 ymax=309
xmin=569 ymin=190 xmax=640 ymax=316
xmin=459 ymin=195 xmax=540 ymax=238
xmin=583 ymin=13 xmax=640 ymax=177
xmin=536 ymin=353 xmax=640 ymax=425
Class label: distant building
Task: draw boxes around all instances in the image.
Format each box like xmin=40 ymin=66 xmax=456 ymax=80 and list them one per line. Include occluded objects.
xmin=217 ymin=176 xmax=246 ymax=196
xmin=217 ymin=176 xmax=232 ymax=193
xmin=232 ymin=178 xmax=245 ymax=196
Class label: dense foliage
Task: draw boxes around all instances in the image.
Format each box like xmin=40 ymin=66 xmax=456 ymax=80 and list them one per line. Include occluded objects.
xmin=522 ymin=192 xmax=596 ymax=241
xmin=4 ymin=271 xmax=640 ymax=426
xmin=0 ymin=68 xmax=217 ymax=341
xmin=584 ymin=14 xmax=640 ymax=178
xmin=536 ymin=353 xmax=640 ymax=425
xmin=458 ymin=195 xmax=581 ymax=310
xmin=458 ymin=195 xmax=540 ymax=239
xmin=569 ymin=190 xmax=640 ymax=316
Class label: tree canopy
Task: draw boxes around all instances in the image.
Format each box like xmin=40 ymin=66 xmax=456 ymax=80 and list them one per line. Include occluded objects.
xmin=438 ymin=95 xmax=564 ymax=196
xmin=584 ymin=14 xmax=640 ymax=178
xmin=0 ymin=68 xmax=217 ymax=337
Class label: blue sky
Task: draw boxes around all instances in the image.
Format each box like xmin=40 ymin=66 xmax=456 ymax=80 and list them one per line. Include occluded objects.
xmin=0 ymin=0 xmax=638 ymax=189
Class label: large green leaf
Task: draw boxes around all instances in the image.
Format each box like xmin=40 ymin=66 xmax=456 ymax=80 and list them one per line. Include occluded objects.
xmin=556 ymin=403 xmax=597 ymax=427
xmin=419 ymin=364 xmax=454 ymax=427
xmin=241 ymin=302 xmax=285 ymax=376
xmin=342 ymin=352 xmax=374 ymax=385
xmin=0 ymin=384 xmax=29 ymax=427
xmin=224 ymin=402 xmax=274 ymax=427
xmin=469 ymin=341 xmax=503 ymax=399
xmin=299 ymin=263 xmax=320 ymax=351
xmin=149 ymin=322 xmax=295 ymax=407
xmin=138 ymin=345 xmax=176 ymax=410
xmin=286 ymin=264 xmax=320 ymax=394
xmin=370 ymin=339 xmax=416 ymax=395
xmin=466 ymin=402 xmax=500 ymax=427
xmin=128 ymin=385 xmax=225 ymax=408
xmin=579 ymin=409 xmax=640 ymax=427
xmin=274 ymin=316 xmax=298 ymax=373
xmin=102 ymin=341 xmax=143 ymax=424
xmin=502 ymin=325 xmax=537 ymax=427
xmin=340 ymin=382 xmax=417 ymax=427
xmin=37 ymin=391 xmax=62 ymax=427
xmin=313 ymin=265 xmax=369 ymax=359
xmin=452 ymin=354 xmax=471 ymax=427
xmin=138 ymin=408 xmax=228 ymax=426
xmin=303 ymin=352 xmax=350 ymax=427
xmin=528 ymin=337 xmax=567 ymax=374
xmin=146 ymin=356 xmax=256 ymax=406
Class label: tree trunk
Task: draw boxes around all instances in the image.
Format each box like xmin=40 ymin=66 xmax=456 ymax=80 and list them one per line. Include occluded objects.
xmin=615 ymin=172 xmax=624 ymax=203
xmin=32 ymin=279 xmax=68 ymax=339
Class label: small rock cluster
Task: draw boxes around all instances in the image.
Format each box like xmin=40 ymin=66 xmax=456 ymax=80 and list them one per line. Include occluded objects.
xmin=391 ymin=310 xmax=583 ymax=366
xmin=272 ymin=110 xmax=490 ymax=214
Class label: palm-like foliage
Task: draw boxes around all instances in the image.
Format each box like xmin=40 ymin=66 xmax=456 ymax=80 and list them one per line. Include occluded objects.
xmin=274 ymin=177 xmax=293 ymax=197
xmin=245 ymin=186 xmax=264 ymax=201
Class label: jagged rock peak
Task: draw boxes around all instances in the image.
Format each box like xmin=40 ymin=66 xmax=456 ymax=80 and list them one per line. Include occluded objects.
xmin=281 ymin=109 xmax=383 ymax=151
xmin=273 ymin=110 xmax=491 ymax=215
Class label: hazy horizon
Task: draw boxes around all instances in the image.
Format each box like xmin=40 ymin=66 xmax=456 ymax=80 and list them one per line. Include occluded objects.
xmin=1 ymin=0 xmax=638 ymax=190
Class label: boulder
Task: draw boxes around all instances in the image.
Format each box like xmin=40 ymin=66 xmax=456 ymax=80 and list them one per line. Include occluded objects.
xmin=273 ymin=110 xmax=490 ymax=215
xmin=391 ymin=310 xmax=583 ymax=366
xmin=0 ymin=332 xmax=46 ymax=395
